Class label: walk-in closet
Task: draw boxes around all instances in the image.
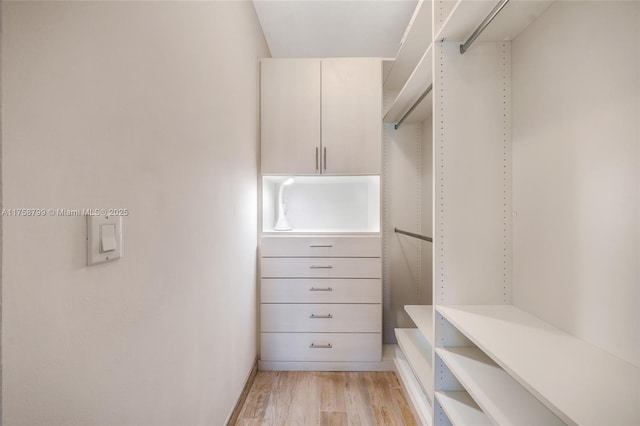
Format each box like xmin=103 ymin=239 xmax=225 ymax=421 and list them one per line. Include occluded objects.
xmin=3 ymin=0 xmax=638 ymax=424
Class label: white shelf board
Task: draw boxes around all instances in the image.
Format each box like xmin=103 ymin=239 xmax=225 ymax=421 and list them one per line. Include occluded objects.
xmin=384 ymin=0 xmax=432 ymax=91
xmin=395 ymin=328 xmax=434 ymax=403
xmin=435 ymin=391 xmax=491 ymax=426
xmin=437 ymin=305 xmax=640 ymax=425
xmin=394 ymin=346 xmax=433 ymax=426
xmin=384 ymin=43 xmax=433 ymax=125
xmin=435 ymin=0 xmax=554 ymax=44
xmin=405 ymin=305 xmax=434 ymax=346
xmin=436 ymin=346 xmax=563 ymax=425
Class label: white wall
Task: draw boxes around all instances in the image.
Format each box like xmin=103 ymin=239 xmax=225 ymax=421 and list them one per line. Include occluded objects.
xmin=2 ymin=1 xmax=270 ymax=424
xmin=512 ymin=1 xmax=639 ymax=367
xmin=382 ymin=118 xmax=432 ymax=343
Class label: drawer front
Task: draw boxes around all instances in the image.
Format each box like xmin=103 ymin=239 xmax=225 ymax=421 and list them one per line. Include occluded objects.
xmin=261 ymin=257 xmax=381 ymax=278
xmin=261 ymin=304 xmax=381 ymax=333
xmin=261 ymin=278 xmax=381 ymax=303
xmin=261 ymin=332 xmax=381 ymax=362
xmin=261 ymin=236 xmax=381 ymax=257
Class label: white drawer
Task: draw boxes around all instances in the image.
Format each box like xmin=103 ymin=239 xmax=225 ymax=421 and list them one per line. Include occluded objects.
xmin=261 ymin=235 xmax=381 ymax=257
xmin=261 ymin=279 xmax=381 ymax=303
xmin=261 ymin=257 xmax=381 ymax=278
xmin=261 ymin=304 xmax=381 ymax=333
xmin=261 ymin=333 xmax=381 ymax=362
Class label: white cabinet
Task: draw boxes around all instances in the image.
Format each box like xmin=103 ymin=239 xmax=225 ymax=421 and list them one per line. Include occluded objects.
xmin=321 ymin=58 xmax=382 ymax=175
xmin=259 ymin=235 xmax=382 ymax=370
xmin=260 ymin=58 xmax=381 ymax=175
xmin=260 ymin=59 xmax=321 ymax=175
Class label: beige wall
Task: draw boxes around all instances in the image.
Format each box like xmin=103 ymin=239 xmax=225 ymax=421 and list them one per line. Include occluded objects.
xmin=383 ymin=118 xmax=432 ymax=343
xmin=2 ymin=1 xmax=269 ymax=424
xmin=512 ymin=1 xmax=639 ymax=367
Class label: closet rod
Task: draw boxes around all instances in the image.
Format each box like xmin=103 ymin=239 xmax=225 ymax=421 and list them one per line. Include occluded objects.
xmin=394 ymin=84 xmax=433 ymax=130
xmin=394 ymin=227 xmax=433 ymax=243
xmin=459 ymin=0 xmax=510 ymax=54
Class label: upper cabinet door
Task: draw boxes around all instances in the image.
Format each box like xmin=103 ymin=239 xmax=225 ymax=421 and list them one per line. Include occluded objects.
xmin=321 ymin=59 xmax=382 ymax=175
xmin=261 ymin=59 xmax=321 ymax=175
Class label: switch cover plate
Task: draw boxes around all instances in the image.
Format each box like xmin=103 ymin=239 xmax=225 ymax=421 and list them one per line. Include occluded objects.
xmin=87 ymin=215 xmax=122 ymax=265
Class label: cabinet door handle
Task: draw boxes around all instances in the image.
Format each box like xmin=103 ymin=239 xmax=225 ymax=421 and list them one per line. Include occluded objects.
xmin=309 ymin=265 xmax=333 ymax=269
xmin=309 ymin=313 xmax=333 ymax=319
xmin=310 ymin=343 xmax=332 ymax=349
xmin=323 ymin=147 xmax=327 ymax=171
xmin=309 ymin=244 xmax=333 ymax=248
xmin=309 ymin=287 xmax=333 ymax=292
xmin=315 ymin=147 xmax=319 ymax=171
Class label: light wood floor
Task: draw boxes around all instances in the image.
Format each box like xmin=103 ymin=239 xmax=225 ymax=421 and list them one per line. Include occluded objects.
xmin=235 ymin=371 xmax=417 ymax=426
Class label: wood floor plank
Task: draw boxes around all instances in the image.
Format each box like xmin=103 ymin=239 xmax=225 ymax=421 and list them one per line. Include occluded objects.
xmin=391 ymin=385 xmax=419 ymax=426
xmin=237 ymin=371 xmax=277 ymax=420
xmin=319 ymin=372 xmax=347 ymax=412
xmin=235 ymin=419 xmax=266 ymax=426
xmin=344 ymin=372 xmax=377 ymax=426
xmin=264 ymin=371 xmax=296 ymax=426
xmin=381 ymin=370 xmax=417 ymax=426
xmin=287 ymin=372 xmax=320 ymax=426
xmin=365 ymin=372 xmax=406 ymax=426
xmin=384 ymin=370 xmax=402 ymax=389
xmin=320 ymin=411 xmax=349 ymax=426
xmin=235 ymin=371 xmax=417 ymax=426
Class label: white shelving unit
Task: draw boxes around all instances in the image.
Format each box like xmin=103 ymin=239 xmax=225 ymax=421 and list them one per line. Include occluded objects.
xmin=395 ymin=347 xmax=433 ymax=426
xmin=434 ymin=0 xmax=554 ymax=43
xmin=435 ymin=346 xmax=563 ymax=425
xmin=437 ymin=305 xmax=640 ymax=425
xmin=383 ymin=43 xmax=433 ymax=125
xmin=395 ymin=328 xmax=434 ymax=402
xmin=434 ymin=391 xmax=490 ymax=426
xmin=387 ymin=0 xmax=640 ymax=425
xmin=383 ymin=0 xmax=432 ymax=93
xmin=405 ymin=305 xmax=434 ymax=345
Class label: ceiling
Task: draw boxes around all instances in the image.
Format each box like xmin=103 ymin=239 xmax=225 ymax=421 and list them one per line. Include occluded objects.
xmin=252 ymin=0 xmax=419 ymax=58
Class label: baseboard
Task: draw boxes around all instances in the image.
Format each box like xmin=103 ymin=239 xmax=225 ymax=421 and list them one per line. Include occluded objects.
xmin=226 ymin=358 xmax=258 ymax=426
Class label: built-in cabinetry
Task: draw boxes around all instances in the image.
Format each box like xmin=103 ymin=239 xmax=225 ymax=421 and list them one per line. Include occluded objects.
xmin=259 ymin=57 xmax=384 ymax=370
xmin=386 ymin=0 xmax=639 ymax=424
xmin=260 ymin=58 xmax=382 ymax=175
xmin=259 ymin=236 xmax=382 ymax=370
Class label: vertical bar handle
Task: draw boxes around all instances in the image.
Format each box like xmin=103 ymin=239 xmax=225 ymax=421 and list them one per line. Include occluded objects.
xmin=323 ymin=147 xmax=327 ymax=171
xmin=315 ymin=147 xmax=319 ymax=171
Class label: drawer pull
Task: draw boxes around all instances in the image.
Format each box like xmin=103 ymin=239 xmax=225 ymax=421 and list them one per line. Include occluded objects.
xmin=309 ymin=287 xmax=333 ymax=292
xmin=309 ymin=314 xmax=333 ymax=319
xmin=310 ymin=343 xmax=333 ymax=349
xmin=309 ymin=244 xmax=333 ymax=248
xmin=309 ymin=265 xmax=333 ymax=269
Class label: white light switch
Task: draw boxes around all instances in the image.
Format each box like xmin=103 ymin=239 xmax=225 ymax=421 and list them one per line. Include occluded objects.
xmin=87 ymin=215 xmax=122 ymax=265
xmin=100 ymin=224 xmax=117 ymax=252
